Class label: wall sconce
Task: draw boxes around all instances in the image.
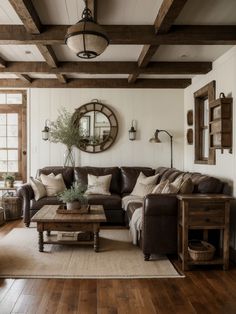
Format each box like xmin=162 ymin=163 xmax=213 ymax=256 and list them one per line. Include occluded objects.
xmin=42 ymin=119 xmax=51 ymax=141
xmin=129 ymin=120 xmax=136 ymax=141
xmin=149 ymin=129 xmax=173 ymax=168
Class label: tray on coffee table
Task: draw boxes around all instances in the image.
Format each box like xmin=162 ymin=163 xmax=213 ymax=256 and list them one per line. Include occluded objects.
xmin=56 ymin=204 xmax=90 ymax=214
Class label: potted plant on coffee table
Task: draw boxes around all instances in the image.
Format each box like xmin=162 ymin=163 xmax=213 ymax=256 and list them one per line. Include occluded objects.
xmin=2 ymin=173 xmax=15 ymax=188
xmin=58 ymin=183 xmax=87 ymax=210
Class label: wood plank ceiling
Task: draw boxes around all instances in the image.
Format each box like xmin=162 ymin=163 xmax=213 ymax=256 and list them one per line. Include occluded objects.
xmin=0 ymin=0 xmax=234 ymax=88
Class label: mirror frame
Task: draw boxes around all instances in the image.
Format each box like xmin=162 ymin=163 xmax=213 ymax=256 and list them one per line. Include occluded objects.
xmin=72 ymin=100 xmax=118 ymax=153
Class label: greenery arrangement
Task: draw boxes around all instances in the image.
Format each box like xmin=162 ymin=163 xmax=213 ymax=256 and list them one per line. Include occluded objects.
xmin=49 ymin=108 xmax=82 ymax=149
xmin=58 ymin=183 xmax=87 ymax=204
xmin=2 ymin=173 xmax=15 ymax=182
xmin=2 ymin=173 xmax=15 ymax=188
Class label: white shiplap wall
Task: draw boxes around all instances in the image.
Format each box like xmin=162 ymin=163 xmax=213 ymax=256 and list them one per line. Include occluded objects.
xmin=29 ymin=88 xmax=184 ymax=177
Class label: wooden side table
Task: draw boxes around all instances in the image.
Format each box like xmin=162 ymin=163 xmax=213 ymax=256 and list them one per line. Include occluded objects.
xmin=177 ymin=194 xmax=232 ymax=271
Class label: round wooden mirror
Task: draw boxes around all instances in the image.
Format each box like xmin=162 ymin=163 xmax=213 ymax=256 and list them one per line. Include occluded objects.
xmin=72 ymin=100 xmax=118 ymax=153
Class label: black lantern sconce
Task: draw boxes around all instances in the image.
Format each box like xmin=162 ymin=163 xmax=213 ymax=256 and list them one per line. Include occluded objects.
xmin=129 ymin=120 xmax=137 ymax=141
xmin=42 ymin=119 xmax=51 ymax=141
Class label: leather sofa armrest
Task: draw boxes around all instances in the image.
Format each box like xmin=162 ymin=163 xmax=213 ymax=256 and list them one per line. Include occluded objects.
xmin=142 ymin=194 xmax=178 ymax=257
xmin=143 ymin=194 xmax=178 ymax=216
xmin=17 ymin=184 xmax=34 ymax=227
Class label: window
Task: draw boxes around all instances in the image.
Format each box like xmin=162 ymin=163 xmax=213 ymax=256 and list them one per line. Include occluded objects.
xmin=0 ymin=91 xmax=27 ymax=181
xmin=194 ymin=81 xmax=216 ymax=165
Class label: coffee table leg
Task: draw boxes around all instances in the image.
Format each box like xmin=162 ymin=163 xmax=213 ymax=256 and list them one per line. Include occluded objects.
xmin=94 ymin=232 xmax=99 ymax=252
xmin=38 ymin=231 xmax=44 ymax=252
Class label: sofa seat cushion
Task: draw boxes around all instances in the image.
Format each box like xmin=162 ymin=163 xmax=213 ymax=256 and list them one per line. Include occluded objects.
xmin=86 ymin=193 xmax=121 ymax=210
xmin=31 ymin=196 xmax=62 ymax=211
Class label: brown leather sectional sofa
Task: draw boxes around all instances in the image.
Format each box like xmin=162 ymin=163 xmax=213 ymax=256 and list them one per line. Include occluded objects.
xmin=17 ymin=166 xmax=230 ymax=259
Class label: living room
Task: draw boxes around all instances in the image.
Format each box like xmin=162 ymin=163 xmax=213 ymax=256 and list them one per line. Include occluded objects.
xmin=0 ymin=0 xmax=236 ymax=313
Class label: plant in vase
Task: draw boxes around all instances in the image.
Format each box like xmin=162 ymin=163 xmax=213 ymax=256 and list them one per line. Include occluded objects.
xmin=49 ymin=108 xmax=83 ymax=167
xmin=58 ymin=182 xmax=87 ymax=210
xmin=2 ymin=173 xmax=15 ymax=188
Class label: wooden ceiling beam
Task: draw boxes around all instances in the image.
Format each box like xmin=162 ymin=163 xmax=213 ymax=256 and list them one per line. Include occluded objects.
xmin=16 ymin=73 xmax=32 ymax=83
xmin=154 ymin=0 xmax=188 ymax=34
xmin=0 ymin=78 xmax=191 ymax=89
xmin=138 ymin=45 xmax=160 ymax=68
xmin=0 ymin=61 xmax=212 ymax=75
xmin=128 ymin=73 xmax=140 ymax=84
xmin=0 ymin=56 xmax=6 ymax=68
xmin=131 ymin=0 xmax=189 ymax=83
xmin=0 ymin=25 xmax=235 ymax=45
xmin=56 ymin=74 xmax=67 ymax=84
xmin=36 ymin=45 xmax=58 ymax=68
xmin=9 ymin=0 xmax=42 ymax=34
xmin=87 ymin=0 xmax=97 ymax=22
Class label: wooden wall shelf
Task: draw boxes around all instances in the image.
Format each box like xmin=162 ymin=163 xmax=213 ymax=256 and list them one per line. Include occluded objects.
xmin=209 ymin=93 xmax=232 ymax=153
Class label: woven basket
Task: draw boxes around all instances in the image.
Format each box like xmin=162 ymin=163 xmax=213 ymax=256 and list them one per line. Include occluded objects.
xmin=188 ymin=240 xmax=215 ymax=261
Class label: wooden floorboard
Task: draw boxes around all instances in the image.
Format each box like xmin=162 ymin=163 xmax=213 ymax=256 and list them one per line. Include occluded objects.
xmin=0 ymin=220 xmax=236 ymax=314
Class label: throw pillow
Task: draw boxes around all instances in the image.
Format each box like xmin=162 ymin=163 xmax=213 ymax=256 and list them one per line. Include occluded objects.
xmin=161 ymin=174 xmax=184 ymax=194
xmin=86 ymin=174 xmax=112 ymax=195
xmin=151 ymin=180 xmax=168 ymax=194
xmin=40 ymin=173 xmax=66 ymax=196
xmin=131 ymin=172 xmax=159 ymax=197
xmin=30 ymin=177 xmax=47 ymax=201
xmin=179 ymin=177 xmax=194 ymax=194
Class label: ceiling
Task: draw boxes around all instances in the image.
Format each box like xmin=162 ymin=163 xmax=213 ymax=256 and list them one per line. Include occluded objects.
xmin=0 ymin=0 xmax=234 ymax=88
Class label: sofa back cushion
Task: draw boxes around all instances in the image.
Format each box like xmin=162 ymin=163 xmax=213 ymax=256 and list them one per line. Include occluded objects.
xmin=120 ymin=167 xmax=155 ymax=194
xmin=74 ymin=167 xmax=120 ymax=194
xmin=190 ymin=174 xmax=223 ymax=194
xmin=156 ymin=167 xmax=224 ymax=194
xmin=38 ymin=167 xmax=74 ymax=188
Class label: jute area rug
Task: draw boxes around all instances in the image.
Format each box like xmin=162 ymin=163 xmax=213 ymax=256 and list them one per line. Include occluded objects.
xmin=0 ymin=228 xmax=183 ymax=279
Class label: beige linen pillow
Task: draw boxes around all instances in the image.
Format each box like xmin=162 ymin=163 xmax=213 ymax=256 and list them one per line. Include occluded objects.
xmin=179 ymin=177 xmax=194 ymax=194
xmin=40 ymin=173 xmax=66 ymax=196
xmin=86 ymin=174 xmax=112 ymax=195
xmin=151 ymin=180 xmax=168 ymax=194
xmin=131 ymin=172 xmax=159 ymax=197
xmin=161 ymin=175 xmax=184 ymax=194
xmin=30 ymin=177 xmax=47 ymax=201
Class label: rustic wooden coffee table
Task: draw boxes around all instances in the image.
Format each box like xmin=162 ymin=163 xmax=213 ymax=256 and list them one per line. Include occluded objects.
xmin=31 ymin=205 xmax=106 ymax=252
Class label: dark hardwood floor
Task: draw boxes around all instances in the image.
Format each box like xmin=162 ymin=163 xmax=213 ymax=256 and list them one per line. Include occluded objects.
xmin=0 ymin=220 xmax=236 ymax=313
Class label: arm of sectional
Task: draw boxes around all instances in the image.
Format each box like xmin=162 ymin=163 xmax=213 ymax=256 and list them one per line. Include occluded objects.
xmin=142 ymin=194 xmax=178 ymax=259
xmin=17 ymin=184 xmax=35 ymax=227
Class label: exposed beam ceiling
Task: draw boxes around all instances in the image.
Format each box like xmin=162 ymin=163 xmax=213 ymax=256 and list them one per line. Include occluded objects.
xmin=4 ymin=0 xmax=233 ymax=89
xmin=130 ymin=0 xmax=189 ymax=83
xmin=0 ymin=78 xmax=191 ymax=89
xmin=0 ymin=61 xmax=212 ymax=75
xmin=0 ymin=25 xmax=235 ymax=45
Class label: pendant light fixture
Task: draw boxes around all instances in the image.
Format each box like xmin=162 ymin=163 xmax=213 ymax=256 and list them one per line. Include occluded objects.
xmin=65 ymin=0 xmax=109 ymax=59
